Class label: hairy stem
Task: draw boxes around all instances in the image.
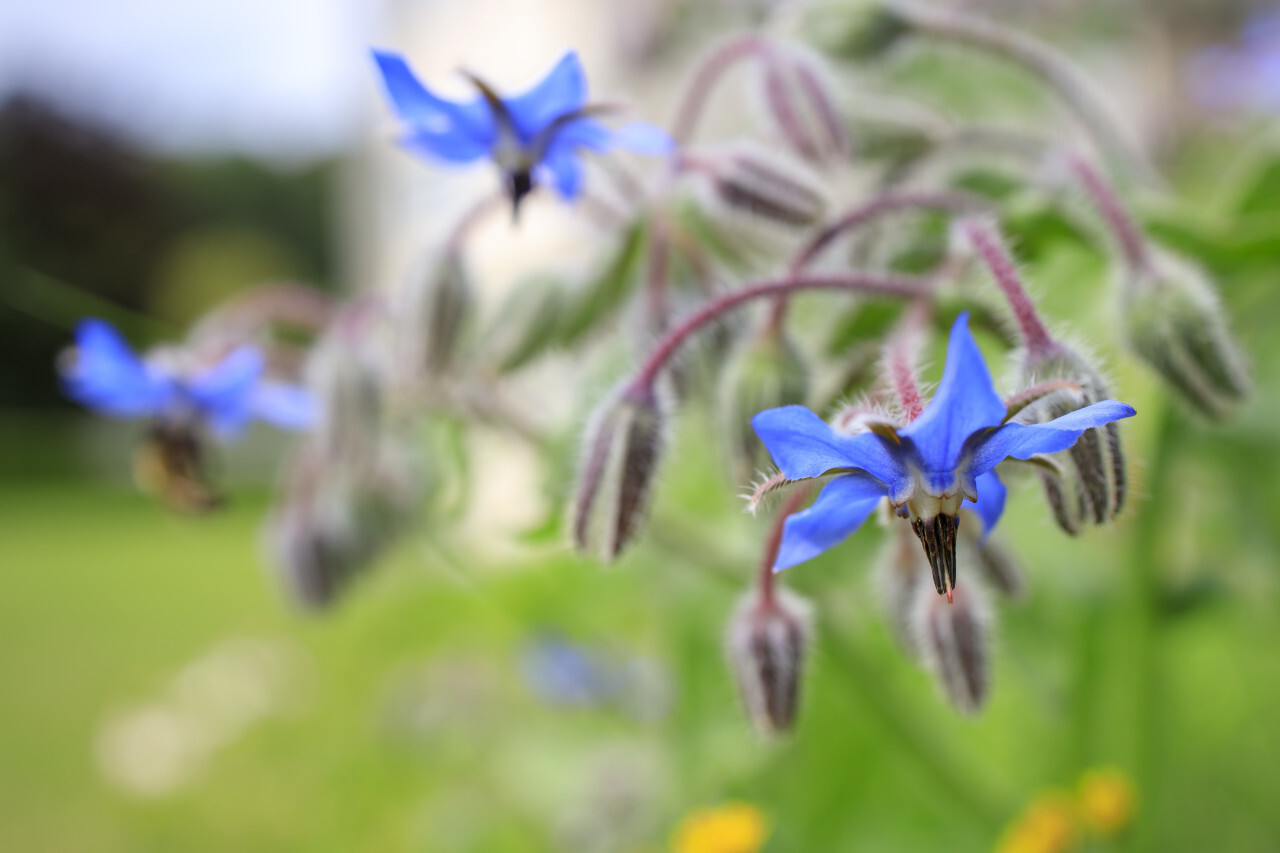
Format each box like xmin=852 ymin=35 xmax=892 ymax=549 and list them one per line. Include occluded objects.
xmin=888 ymin=0 xmax=1157 ymax=185
xmin=671 ymin=34 xmax=772 ymax=144
xmin=1065 ymin=152 xmax=1152 ymax=275
xmin=961 ymin=219 xmax=1055 ymax=357
xmin=631 ymin=271 xmax=932 ymax=388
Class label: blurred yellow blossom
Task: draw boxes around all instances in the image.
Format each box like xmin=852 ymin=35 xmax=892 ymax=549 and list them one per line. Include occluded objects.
xmin=671 ymin=802 xmax=768 ymax=853
xmin=1078 ymin=766 xmax=1137 ymax=836
xmin=994 ymin=791 xmax=1076 ymax=853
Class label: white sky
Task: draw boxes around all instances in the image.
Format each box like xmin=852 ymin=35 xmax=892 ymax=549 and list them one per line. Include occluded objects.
xmin=0 ymin=0 xmax=389 ymax=163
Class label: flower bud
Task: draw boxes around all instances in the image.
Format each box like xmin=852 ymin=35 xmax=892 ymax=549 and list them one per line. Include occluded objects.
xmin=700 ymin=143 xmax=827 ymax=228
xmin=720 ymin=327 xmax=809 ymax=484
xmin=1123 ymin=248 xmax=1251 ymax=420
xmin=759 ymin=48 xmax=850 ymax=164
xmin=1020 ymin=345 xmax=1127 ymax=534
xmin=877 ymin=524 xmax=929 ymax=660
xmin=572 ymin=382 xmax=669 ymax=561
xmin=727 ymin=587 xmax=812 ymax=735
xmin=306 ymin=310 xmax=387 ymax=465
xmin=267 ymin=437 xmax=422 ymax=609
xmin=400 ymin=250 xmax=473 ymax=378
xmin=912 ymin=581 xmax=991 ymax=714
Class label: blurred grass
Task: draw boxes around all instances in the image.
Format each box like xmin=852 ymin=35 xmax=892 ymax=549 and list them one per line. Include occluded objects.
xmin=3 ymin=386 xmax=1280 ymax=852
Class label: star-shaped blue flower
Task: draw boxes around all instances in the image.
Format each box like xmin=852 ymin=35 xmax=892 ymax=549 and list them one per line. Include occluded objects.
xmin=752 ymin=313 xmax=1136 ymax=598
xmin=61 ymin=318 xmax=314 ymax=438
xmin=372 ymin=49 xmax=672 ymax=212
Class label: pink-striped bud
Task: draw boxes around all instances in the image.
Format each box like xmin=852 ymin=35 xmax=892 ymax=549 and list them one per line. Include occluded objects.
xmin=572 ymin=382 xmax=669 ymax=561
xmin=912 ymin=581 xmax=992 ymax=714
xmin=759 ymin=47 xmax=850 ymax=164
xmin=727 ymin=587 xmax=813 ymax=735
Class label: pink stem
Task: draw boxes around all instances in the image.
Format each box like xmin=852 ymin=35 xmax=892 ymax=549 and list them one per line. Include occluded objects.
xmin=961 ymin=219 xmax=1054 ymax=357
xmin=1065 ymin=153 xmax=1151 ymax=275
xmin=790 ymin=190 xmax=985 ymax=274
xmin=632 ymin=271 xmax=930 ymax=388
xmin=886 ymin=302 xmax=931 ymax=422
xmin=671 ymin=34 xmax=771 ymax=144
xmin=758 ymin=486 xmax=813 ymax=607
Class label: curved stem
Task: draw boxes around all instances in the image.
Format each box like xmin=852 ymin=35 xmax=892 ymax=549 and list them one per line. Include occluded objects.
xmin=789 ymin=190 xmax=986 ymax=273
xmin=671 ymin=34 xmax=772 ymax=144
xmin=1064 ymin=152 xmax=1152 ymax=275
xmin=886 ymin=300 xmax=931 ymax=422
xmin=961 ymin=218 xmax=1055 ymax=357
xmin=888 ymin=0 xmax=1158 ymax=186
xmin=757 ymin=486 xmax=813 ymax=607
xmin=631 ymin=271 xmax=932 ymax=388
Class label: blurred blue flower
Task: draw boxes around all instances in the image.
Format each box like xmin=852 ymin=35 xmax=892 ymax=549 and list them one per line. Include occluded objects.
xmin=752 ymin=313 xmax=1135 ymax=597
xmin=61 ymin=318 xmax=313 ymax=439
xmin=519 ymin=635 xmax=672 ymax=720
xmin=1188 ymin=8 xmax=1280 ymax=114
xmin=372 ymin=49 xmax=672 ymax=211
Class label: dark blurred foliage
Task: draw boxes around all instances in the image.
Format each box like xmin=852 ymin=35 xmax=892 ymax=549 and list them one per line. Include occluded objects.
xmin=0 ymin=96 xmax=336 ymax=409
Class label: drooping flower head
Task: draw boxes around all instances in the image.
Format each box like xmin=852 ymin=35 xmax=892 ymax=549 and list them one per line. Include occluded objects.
xmin=752 ymin=313 xmax=1135 ymax=599
xmin=61 ymin=317 xmax=313 ymax=437
xmin=372 ymin=50 xmax=672 ymax=214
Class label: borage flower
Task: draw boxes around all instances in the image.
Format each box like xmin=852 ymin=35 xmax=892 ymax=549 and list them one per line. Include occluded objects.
xmin=752 ymin=313 xmax=1135 ymax=600
xmin=372 ymin=49 xmax=671 ymax=214
xmin=61 ymin=318 xmax=313 ymax=510
xmin=62 ymin=318 xmax=312 ymax=436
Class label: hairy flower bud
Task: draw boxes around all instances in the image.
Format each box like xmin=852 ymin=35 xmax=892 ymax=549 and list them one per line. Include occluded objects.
xmin=698 ymin=143 xmax=827 ymax=228
xmin=912 ymin=581 xmax=991 ymax=714
xmin=1019 ymin=345 xmax=1128 ymax=535
xmin=727 ymin=587 xmax=812 ymax=735
xmin=721 ymin=327 xmax=809 ymax=484
xmin=572 ymin=382 xmax=669 ymax=561
xmin=1123 ymin=248 xmax=1251 ymax=420
xmin=306 ymin=304 xmax=388 ymax=465
xmin=401 ymin=250 xmax=473 ymax=378
xmin=878 ymin=523 xmax=929 ymax=660
xmin=268 ymin=437 xmax=422 ymax=608
xmin=759 ymin=47 xmax=850 ymax=164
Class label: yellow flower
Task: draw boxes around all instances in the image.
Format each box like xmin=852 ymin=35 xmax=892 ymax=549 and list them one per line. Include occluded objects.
xmin=671 ymin=802 xmax=768 ymax=853
xmin=1078 ymin=766 xmax=1137 ymax=837
xmin=994 ymin=791 xmax=1076 ymax=853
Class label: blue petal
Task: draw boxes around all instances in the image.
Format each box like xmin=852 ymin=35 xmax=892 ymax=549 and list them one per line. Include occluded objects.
xmin=752 ymin=405 xmax=907 ymax=489
xmin=372 ymin=50 xmax=494 ymax=153
xmin=504 ymin=51 xmax=587 ymax=141
xmin=252 ymin=383 xmax=315 ymax=432
xmin=61 ymin=318 xmax=171 ymax=418
xmin=546 ymin=116 xmax=614 ymax=152
xmin=401 ymin=128 xmax=491 ymax=163
xmin=187 ymin=347 xmax=264 ymax=438
xmin=538 ymin=149 xmax=584 ymax=199
xmin=964 ymin=471 xmax=1006 ymax=539
xmin=608 ymin=122 xmax=674 ymax=155
xmin=966 ymin=400 xmax=1137 ymax=478
xmin=900 ymin=312 xmax=1006 ymax=471
xmin=775 ymin=473 xmax=888 ymax=570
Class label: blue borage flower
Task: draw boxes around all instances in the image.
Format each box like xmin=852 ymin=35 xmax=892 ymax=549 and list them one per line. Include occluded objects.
xmin=752 ymin=313 xmax=1136 ymax=598
xmin=61 ymin=318 xmax=313 ymax=438
xmin=372 ymin=49 xmax=672 ymax=213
